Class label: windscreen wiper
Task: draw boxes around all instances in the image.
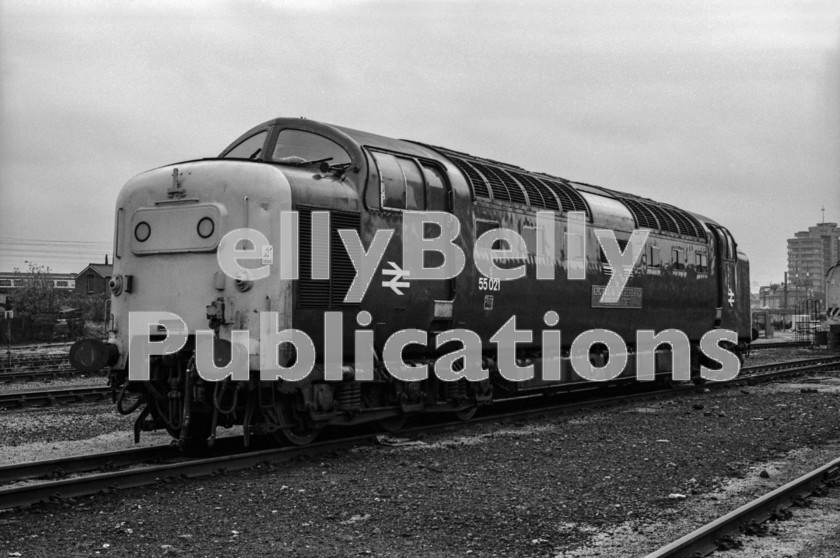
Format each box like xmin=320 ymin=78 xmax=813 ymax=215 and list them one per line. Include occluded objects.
xmin=274 ymin=156 xmax=333 ymax=167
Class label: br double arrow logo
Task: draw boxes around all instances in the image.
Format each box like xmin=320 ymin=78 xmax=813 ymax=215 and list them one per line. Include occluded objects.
xmin=382 ymin=261 xmax=410 ymax=295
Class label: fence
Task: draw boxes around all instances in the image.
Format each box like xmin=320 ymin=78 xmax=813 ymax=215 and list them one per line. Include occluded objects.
xmin=793 ymin=299 xmax=822 ymax=343
xmin=0 ymin=314 xmax=82 ymax=344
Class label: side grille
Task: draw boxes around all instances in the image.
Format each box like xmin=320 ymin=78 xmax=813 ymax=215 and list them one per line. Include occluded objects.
xmin=447 ymin=157 xmax=490 ymax=199
xmin=510 ymin=171 xmax=554 ymax=210
xmin=612 ymin=194 xmax=706 ymax=240
xmin=298 ymin=207 xmax=360 ymax=308
xmin=412 ymin=142 xmax=588 ymax=218
xmin=473 ymin=162 xmax=525 ymax=205
xmin=540 ymin=178 xmax=590 ymax=214
xmin=330 ymin=211 xmax=359 ymax=306
xmin=646 ymin=203 xmax=682 ymax=236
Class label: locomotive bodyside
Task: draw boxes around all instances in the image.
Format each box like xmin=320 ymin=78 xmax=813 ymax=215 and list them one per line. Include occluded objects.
xmin=71 ymin=117 xmax=752 ymax=447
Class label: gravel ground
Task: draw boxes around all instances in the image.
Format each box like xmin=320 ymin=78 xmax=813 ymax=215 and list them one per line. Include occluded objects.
xmin=2 ymin=364 xmax=840 ymax=557
xmin=561 ymin=442 xmax=840 ymax=558
xmin=715 ymin=477 xmax=840 ymax=558
xmin=0 ymin=402 xmax=143 ymax=464
xmin=0 ymin=401 xmax=241 ymax=466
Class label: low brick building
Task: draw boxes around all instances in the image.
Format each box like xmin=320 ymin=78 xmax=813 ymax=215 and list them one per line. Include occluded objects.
xmin=75 ymin=262 xmax=113 ymax=296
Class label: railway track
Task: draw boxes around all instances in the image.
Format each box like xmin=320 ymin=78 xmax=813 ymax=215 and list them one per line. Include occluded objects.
xmin=1 ymin=354 xmax=70 ymax=371
xmin=750 ymin=340 xmax=811 ymax=350
xmin=0 ymin=368 xmax=103 ymax=383
xmin=0 ymin=355 xmax=838 ymax=511
xmin=0 ymin=385 xmax=110 ymax=409
xmin=645 ymin=456 xmax=840 ymax=557
xmin=0 ymin=349 xmax=836 ymax=410
xmin=0 ymin=350 xmax=96 ymax=385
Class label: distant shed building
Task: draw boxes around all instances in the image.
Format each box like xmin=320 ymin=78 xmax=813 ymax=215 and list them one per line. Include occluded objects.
xmin=757 ymin=283 xmax=809 ymax=310
xmin=75 ymin=263 xmax=113 ymax=296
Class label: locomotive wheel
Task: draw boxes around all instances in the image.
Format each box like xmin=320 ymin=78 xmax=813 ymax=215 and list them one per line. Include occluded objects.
xmin=377 ymin=415 xmax=407 ymax=433
xmin=453 ymin=406 xmax=478 ymax=422
xmin=270 ymin=398 xmax=323 ymax=446
xmin=274 ymin=425 xmax=322 ymax=446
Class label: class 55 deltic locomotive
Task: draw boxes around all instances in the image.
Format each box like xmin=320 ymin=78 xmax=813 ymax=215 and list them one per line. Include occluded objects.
xmin=69 ymin=117 xmax=753 ymax=449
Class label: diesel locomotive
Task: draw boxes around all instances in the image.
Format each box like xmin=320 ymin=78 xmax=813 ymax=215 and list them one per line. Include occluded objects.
xmin=70 ymin=117 xmax=752 ymax=448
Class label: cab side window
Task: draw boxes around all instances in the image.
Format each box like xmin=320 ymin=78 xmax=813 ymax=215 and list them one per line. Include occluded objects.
xmin=725 ymin=231 xmax=736 ymax=260
xmin=711 ymin=226 xmax=737 ymax=261
xmin=423 ymin=165 xmax=447 ymax=210
xmin=371 ymin=151 xmax=425 ymax=211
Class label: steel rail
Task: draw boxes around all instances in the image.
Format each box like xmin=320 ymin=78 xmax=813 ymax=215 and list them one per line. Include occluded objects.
xmin=0 ymin=368 xmax=97 ymax=383
xmin=2 ymin=342 xmax=72 ymax=351
xmin=645 ymin=456 xmax=840 ymax=558
xmin=0 ymin=355 xmax=838 ymax=510
xmin=750 ymin=341 xmax=810 ymax=350
xmin=0 ymin=445 xmax=180 ymax=486
xmin=740 ymin=355 xmax=840 ymax=376
xmin=0 ymin=385 xmax=110 ymax=408
xmin=0 ymin=355 xmax=69 ymax=367
xmin=0 ymin=434 xmax=374 ymax=510
xmin=0 ymin=435 xmax=258 ymax=487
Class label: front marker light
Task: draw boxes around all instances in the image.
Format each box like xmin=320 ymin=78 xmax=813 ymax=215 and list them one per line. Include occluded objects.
xmin=197 ymin=217 xmax=215 ymax=239
xmin=135 ymin=221 xmax=151 ymax=242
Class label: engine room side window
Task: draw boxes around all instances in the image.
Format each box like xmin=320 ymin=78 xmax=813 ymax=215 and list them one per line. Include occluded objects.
xmin=646 ymin=245 xmax=661 ymax=267
xmin=223 ymin=131 xmax=268 ymax=159
xmin=599 ymin=239 xmax=628 ymax=263
xmin=475 ymin=219 xmax=506 ymax=250
xmin=695 ymin=252 xmax=709 ymax=272
xmin=600 ymin=238 xmax=628 ymax=275
xmin=565 ymin=232 xmax=584 ymax=264
xmin=671 ymin=247 xmax=685 ymax=270
xmin=271 ymin=129 xmax=351 ymax=166
xmin=522 ymin=226 xmax=537 ymax=257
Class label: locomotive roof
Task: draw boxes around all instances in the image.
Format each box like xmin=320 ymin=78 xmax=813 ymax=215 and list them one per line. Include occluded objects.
xmin=239 ymin=118 xmax=719 ymax=238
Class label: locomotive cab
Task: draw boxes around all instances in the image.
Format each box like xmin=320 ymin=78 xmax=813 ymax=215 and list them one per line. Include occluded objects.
xmin=71 ymin=120 xmax=373 ymax=447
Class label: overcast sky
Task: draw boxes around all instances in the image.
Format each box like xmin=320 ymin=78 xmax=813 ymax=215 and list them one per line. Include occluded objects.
xmin=1 ymin=0 xmax=838 ymax=291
